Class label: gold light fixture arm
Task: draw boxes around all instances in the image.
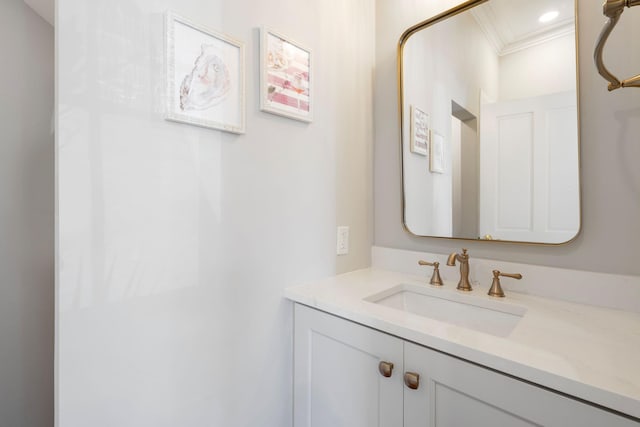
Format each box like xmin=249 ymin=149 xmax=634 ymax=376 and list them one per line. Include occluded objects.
xmin=594 ymin=0 xmax=640 ymax=91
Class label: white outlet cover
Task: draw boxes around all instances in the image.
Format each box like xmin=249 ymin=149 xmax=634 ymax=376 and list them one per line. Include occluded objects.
xmin=336 ymin=226 xmax=349 ymax=255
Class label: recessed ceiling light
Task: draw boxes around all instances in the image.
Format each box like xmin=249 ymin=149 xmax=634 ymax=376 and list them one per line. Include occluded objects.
xmin=539 ymin=10 xmax=559 ymax=23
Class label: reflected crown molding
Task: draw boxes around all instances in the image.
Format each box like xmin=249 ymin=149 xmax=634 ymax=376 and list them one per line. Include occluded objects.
xmin=471 ymin=6 xmax=574 ymax=56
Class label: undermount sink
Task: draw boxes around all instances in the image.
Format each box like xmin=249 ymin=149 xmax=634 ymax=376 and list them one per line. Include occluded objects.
xmin=364 ymin=284 xmax=527 ymax=337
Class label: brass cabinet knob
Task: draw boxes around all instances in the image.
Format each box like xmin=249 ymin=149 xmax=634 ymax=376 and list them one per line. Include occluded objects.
xmin=378 ymin=361 xmax=394 ymax=378
xmin=404 ymin=372 xmax=420 ymax=390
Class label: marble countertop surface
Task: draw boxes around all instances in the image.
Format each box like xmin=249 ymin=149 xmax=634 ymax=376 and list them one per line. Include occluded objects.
xmin=285 ymin=268 xmax=640 ymax=420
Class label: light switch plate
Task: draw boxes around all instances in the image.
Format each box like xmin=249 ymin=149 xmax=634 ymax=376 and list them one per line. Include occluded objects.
xmin=336 ymin=226 xmax=349 ymax=255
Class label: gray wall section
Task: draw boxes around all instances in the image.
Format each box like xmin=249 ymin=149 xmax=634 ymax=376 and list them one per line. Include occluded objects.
xmin=335 ymin=0 xmax=375 ymax=274
xmin=374 ymin=0 xmax=640 ymax=276
xmin=0 ymin=0 xmax=54 ymax=425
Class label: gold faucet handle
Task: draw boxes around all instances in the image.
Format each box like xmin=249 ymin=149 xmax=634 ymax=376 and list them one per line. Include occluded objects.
xmin=418 ymin=260 xmax=443 ymax=286
xmin=488 ymin=270 xmax=522 ymax=298
xmin=499 ymin=272 xmax=522 ymax=280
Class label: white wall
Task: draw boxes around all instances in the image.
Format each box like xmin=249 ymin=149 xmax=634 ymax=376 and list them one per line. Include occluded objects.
xmin=0 ymin=0 xmax=54 ymax=425
xmin=374 ymin=0 xmax=640 ymax=277
xmin=499 ymin=33 xmax=577 ymax=101
xmin=56 ymin=0 xmax=374 ymax=425
xmin=402 ymin=11 xmax=498 ymax=236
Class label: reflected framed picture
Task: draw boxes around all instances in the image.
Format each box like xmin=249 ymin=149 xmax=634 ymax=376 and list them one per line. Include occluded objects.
xmin=260 ymin=28 xmax=312 ymax=123
xmin=410 ymin=105 xmax=429 ymax=156
xmin=430 ymin=131 xmax=445 ymax=173
xmin=165 ymin=12 xmax=245 ymax=134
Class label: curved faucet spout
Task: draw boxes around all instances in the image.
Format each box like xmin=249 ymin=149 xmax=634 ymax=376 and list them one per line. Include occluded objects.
xmin=446 ymin=251 xmax=459 ymax=266
xmin=447 ymin=249 xmax=472 ymax=291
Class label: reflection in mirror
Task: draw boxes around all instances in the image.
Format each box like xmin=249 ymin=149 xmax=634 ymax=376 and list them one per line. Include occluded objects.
xmin=400 ymin=0 xmax=580 ymax=244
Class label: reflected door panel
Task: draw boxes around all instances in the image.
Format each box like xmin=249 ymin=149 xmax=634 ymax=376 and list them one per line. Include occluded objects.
xmin=479 ymin=91 xmax=579 ymax=243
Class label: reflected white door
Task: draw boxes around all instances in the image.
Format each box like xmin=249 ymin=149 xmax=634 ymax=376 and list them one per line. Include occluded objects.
xmin=479 ymin=91 xmax=579 ymax=243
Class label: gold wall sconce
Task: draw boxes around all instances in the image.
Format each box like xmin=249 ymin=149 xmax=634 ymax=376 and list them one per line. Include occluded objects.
xmin=594 ymin=0 xmax=640 ymax=91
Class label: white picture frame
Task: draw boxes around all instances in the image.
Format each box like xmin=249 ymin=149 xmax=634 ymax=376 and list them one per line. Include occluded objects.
xmin=260 ymin=28 xmax=313 ymax=123
xmin=430 ymin=131 xmax=445 ymax=173
xmin=410 ymin=105 xmax=429 ymax=156
xmin=165 ymin=12 xmax=245 ymax=134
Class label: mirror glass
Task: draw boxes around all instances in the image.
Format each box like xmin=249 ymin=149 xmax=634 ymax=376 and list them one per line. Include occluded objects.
xmin=400 ymin=0 xmax=579 ymax=244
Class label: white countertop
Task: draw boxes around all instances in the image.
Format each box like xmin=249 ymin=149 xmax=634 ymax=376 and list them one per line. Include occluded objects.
xmin=285 ymin=268 xmax=640 ymax=420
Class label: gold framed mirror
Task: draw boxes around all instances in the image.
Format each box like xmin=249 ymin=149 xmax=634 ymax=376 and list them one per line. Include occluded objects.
xmin=399 ymin=0 xmax=580 ymax=244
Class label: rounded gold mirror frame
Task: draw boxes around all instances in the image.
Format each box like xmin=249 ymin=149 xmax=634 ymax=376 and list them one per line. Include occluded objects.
xmin=397 ymin=0 xmax=582 ymax=246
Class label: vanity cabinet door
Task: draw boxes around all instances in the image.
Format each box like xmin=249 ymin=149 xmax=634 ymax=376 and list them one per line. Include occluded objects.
xmin=403 ymin=342 xmax=636 ymax=427
xmin=293 ymin=304 xmax=404 ymax=427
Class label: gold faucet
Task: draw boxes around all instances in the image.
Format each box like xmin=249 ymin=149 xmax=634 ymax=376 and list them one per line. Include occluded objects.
xmin=447 ymin=248 xmax=472 ymax=291
xmin=418 ymin=260 xmax=443 ymax=286
xmin=488 ymin=270 xmax=523 ymax=298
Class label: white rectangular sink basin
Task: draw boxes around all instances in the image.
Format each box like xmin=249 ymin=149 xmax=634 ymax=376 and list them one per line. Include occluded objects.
xmin=364 ymin=284 xmax=527 ymax=337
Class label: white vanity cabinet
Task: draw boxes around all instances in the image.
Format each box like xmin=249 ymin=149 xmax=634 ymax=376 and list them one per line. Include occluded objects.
xmin=403 ymin=341 xmax=636 ymax=426
xmin=294 ymin=304 xmax=638 ymax=427
xmin=293 ymin=303 xmax=404 ymax=426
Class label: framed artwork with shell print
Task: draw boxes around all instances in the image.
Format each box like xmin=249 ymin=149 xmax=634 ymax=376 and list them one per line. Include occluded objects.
xmin=165 ymin=12 xmax=245 ymax=134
